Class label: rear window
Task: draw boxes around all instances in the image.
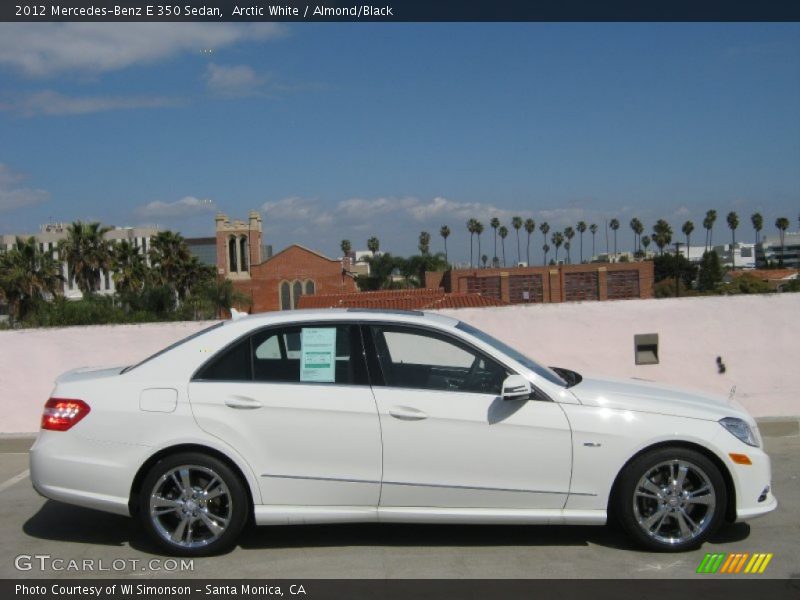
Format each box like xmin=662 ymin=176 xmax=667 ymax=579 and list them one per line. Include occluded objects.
xmin=121 ymin=322 xmax=225 ymax=373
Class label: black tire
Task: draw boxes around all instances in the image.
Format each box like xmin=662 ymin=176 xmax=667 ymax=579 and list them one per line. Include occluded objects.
xmin=138 ymin=452 xmax=249 ymax=556
xmin=615 ymin=447 xmax=727 ymax=552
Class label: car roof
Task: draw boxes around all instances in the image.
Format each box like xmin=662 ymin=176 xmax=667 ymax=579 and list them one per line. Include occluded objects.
xmin=230 ymin=308 xmax=459 ymax=328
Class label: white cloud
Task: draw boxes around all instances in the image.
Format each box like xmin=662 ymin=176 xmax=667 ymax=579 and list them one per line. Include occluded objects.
xmin=3 ymin=90 xmax=183 ymax=116
xmin=0 ymin=164 xmax=50 ymax=213
xmin=205 ymin=63 xmax=265 ymax=97
xmin=0 ymin=23 xmax=285 ymax=77
xmin=261 ymin=197 xmax=332 ymax=226
xmin=136 ymin=196 xmax=216 ymax=218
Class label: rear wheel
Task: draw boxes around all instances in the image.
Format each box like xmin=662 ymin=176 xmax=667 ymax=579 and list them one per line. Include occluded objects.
xmin=138 ymin=452 xmax=248 ymax=556
xmin=615 ymin=447 xmax=727 ymax=552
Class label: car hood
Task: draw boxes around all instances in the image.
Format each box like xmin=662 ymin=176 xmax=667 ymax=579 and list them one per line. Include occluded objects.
xmin=569 ymin=376 xmax=752 ymax=423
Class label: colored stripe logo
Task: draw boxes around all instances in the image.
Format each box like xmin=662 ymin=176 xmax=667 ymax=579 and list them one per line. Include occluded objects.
xmin=696 ymin=552 xmax=773 ymax=574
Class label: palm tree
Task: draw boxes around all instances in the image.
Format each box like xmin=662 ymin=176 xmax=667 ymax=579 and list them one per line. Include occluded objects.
xmin=474 ymin=221 xmax=485 ymax=267
xmin=751 ymin=213 xmax=763 ymax=245
xmin=523 ymin=218 xmax=536 ymax=266
xmin=490 ymin=217 xmax=500 ymax=265
xmin=551 ymin=231 xmax=564 ymax=263
xmin=703 ymin=209 xmax=717 ymax=252
xmin=481 ymin=254 xmax=488 ymax=268
xmin=609 ymin=218 xmax=620 ymax=258
xmin=539 ymin=222 xmax=550 ymax=265
xmin=466 ymin=218 xmax=478 ymax=268
xmin=681 ymin=221 xmax=694 ymax=260
xmin=498 ymin=225 xmax=508 ymax=266
xmin=630 ymin=217 xmax=643 ymax=258
xmin=563 ymin=227 xmax=575 ymax=264
xmin=727 ymin=212 xmax=739 ymax=268
xmin=641 ymin=235 xmax=651 ymax=254
xmin=775 ymin=217 xmax=790 ymax=265
xmin=418 ymin=231 xmax=431 ymax=255
xmin=542 ymin=243 xmax=550 ymax=265
xmin=110 ymin=240 xmax=146 ymax=298
xmin=511 ymin=216 xmax=523 ymax=265
xmin=652 ymin=219 xmax=673 ymax=255
xmin=0 ymin=236 xmax=63 ymax=323
xmin=148 ymin=230 xmax=196 ymax=300
xmin=576 ymin=221 xmax=587 ymax=263
xmin=59 ymin=221 xmax=112 ymax=296
xmin=367 ymin=236 xmax=380 ymax=256
xmin=589 ymin=223 xmax=598 ymax=259
xmin=439 ymin=225 xmax=451 ymax=266
xmin=340 ymin=239 xmax=352 ymax=257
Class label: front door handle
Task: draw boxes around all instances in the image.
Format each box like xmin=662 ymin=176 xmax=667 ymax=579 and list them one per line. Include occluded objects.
xmin=388 ymin=406 xmax=428 ymax=421
xmin=225 ymin=397 xmax=262 ymax=410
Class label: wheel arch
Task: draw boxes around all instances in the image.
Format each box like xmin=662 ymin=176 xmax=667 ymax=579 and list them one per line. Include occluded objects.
xmin=128 ymin=443 xmax=256 ymax=518
xmin=607 ymin=440 xmax=737 ymax=523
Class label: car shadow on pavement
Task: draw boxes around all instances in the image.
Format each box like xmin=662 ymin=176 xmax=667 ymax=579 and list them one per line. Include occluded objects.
xmin=23 ymin=500 xmax=751 ymax=556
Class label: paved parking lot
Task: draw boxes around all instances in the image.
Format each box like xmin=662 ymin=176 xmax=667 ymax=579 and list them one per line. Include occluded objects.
xmin=1 ymin=435 xmax=797 ymax=579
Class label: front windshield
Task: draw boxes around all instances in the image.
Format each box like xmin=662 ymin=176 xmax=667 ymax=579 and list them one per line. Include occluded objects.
xmin=456 ymin=321 xmax=567 ymax=388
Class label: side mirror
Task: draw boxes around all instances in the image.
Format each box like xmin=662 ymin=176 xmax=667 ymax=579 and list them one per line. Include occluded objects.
xmin=502 ymin=374 xmax=532 ymax=401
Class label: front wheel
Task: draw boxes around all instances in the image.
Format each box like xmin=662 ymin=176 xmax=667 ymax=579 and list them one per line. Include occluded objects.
xmin=615 ymin=447 xmax=727 ymax=552
xmin=138 ymin=452 xmax=249 ymax=556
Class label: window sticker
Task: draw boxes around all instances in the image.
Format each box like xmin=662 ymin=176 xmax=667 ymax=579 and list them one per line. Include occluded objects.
xmin=300 ymin=328 xmax=337 ymax=382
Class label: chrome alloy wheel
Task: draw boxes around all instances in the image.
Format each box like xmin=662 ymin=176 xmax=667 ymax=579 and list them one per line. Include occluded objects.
xmin=632 ymin=459 xmax=716 ymax=545
xmin=148 ymin=465 xmax=232 ymax=549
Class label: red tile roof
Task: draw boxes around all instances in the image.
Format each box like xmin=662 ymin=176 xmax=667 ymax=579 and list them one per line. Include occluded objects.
xmin=296 ymin=288 xmax=507 ymax=310
xmin=727 ymin=269 xmax=798 ymax=281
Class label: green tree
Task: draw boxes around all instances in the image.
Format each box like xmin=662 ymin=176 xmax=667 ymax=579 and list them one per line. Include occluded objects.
xmin=551 ymin=231 xmax=564 ymax=263
xmin=466 ymin=218 xmax=478 ymax=268
xmin=726 ymin=212 xmax=739 ymax=268
xmin=652 ymin=219 xmax=673 ymax=255
xmin=775 ymin=217 xmax=790 ymax=265
xmin=367 ymin=236 xmax=380 ymax=256
xmin=498 ymin=225 xmax=508 ymax=266
xmin=630 ymin=217 xmax=643 ymax=257
xmin=751 ymin=212 xmax=763 ymax=245
xmin=474 ymin=221 xmax=485 ymax=267
xmin=681 ymin=221 xmax=694 ymax=259
xmin=609 ymin=218 xmax=620 ymax=257
xmin=698 ymin=250 xmax=723 ymax=292
xmin=511 ymin=216 xmax=523 ymax=265
xmin=641 ymin=235 xmax=651 ymax=255
xmin=59 ymin=221 xmax=112 ymax=296
xmin=489 ymin=217 xmax=500 ymax=265
xmin=439 ymin=225 xmax=451 ymax=266
xmin=0 ymin=236 xmax=63 ymax=323
xmin=110 ymin=240 xmax=146 ymax=301
xmin=576 ymin=221 xmax=587 ymax=263
xmin=703 ymin=209 xmax=717 ymax=251
xmin=539 ymin=222 xmax=550 ymax=265
xmin=542 ymin=243 xmax=550 ymax=265
xmin=589 ymin=223 xmax=598 ymax=259
xmin=418 ymin=231 xmax=431 ymax=256
xmin=563 ymin=227 xmax=575 ymax=264
xmin=524 ymin=218 xmax=536 ymax=266
xmin=340 ymin=239 xmax=352 ymax=257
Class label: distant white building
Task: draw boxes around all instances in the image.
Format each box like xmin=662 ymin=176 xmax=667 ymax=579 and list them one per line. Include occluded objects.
xmin=757 ymin=232 xmax=800 ymax=268
xmin=1 ymin=223 xmax=158 ymax=299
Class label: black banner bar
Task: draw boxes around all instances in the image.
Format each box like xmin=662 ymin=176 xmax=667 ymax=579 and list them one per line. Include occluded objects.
xmin=5 ymin=579 xmax=800 ymax=600
xmin=3 ymin=0 xmax=800 ymax=23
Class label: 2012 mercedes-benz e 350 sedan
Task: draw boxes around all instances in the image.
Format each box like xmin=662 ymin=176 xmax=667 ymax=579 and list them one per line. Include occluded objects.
xmin=30 ymin=309 xmax=776 ymax=556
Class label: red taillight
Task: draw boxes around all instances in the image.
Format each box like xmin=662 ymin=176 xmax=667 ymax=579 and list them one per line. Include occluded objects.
xmin=41 ymin=398 xmax=91 ymax=431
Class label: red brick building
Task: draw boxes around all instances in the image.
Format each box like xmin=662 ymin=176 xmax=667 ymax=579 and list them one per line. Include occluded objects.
xmin=215 ymin=212 xmax=356 ymax=313
xmin=427 ymin=262 xmax=654 ymax=304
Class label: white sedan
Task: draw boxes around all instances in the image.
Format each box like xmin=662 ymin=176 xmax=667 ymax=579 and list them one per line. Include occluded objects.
xmin=30 ymin=309 xmax=776 ymax=556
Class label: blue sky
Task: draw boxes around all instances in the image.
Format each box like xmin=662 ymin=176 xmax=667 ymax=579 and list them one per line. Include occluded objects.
xmin=1 ymin=23 xmax=798 ymax=263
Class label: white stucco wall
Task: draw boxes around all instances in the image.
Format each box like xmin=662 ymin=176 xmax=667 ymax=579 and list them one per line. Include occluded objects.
xmin=1 ymin=294 xmax=797 ymax=433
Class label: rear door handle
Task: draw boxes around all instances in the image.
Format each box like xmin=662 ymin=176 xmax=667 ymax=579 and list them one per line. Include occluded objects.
xmin=388 ymin=406 xmax=428 ymax=421
xmin=225 ymin=397 xmax=262 ymax=410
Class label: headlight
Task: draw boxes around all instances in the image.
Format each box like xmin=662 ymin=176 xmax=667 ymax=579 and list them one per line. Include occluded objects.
xmin=719 ymin=417 xmax=760 ymax=447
